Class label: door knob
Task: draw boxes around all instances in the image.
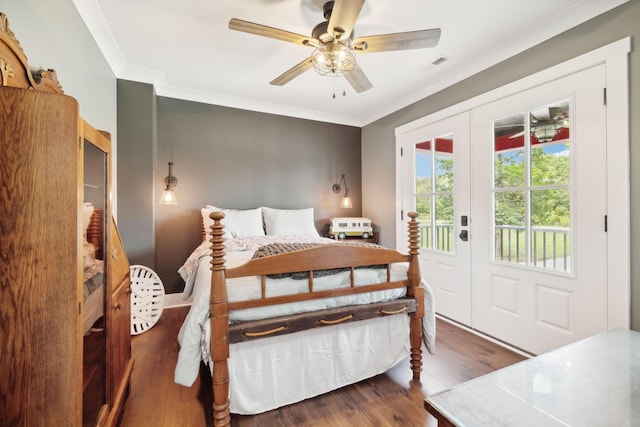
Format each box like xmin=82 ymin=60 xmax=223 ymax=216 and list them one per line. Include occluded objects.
xmin=459 ymin=230 xmax=468 ymax=241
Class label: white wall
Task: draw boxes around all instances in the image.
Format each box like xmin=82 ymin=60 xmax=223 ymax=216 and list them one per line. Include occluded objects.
xmin=3 ymin=0 xmax=117 ymax=209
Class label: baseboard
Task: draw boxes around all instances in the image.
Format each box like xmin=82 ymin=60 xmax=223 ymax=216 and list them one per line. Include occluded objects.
xmin=436 ymin=314 xmax=534 ymax=358
xmin=164 ymin=292 xmax=193 ymax=309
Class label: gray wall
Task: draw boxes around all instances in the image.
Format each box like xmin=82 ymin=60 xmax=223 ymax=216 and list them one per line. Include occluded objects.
xmin=362 ymin=0 xmax=640 ymax=330
xmin=117 ymin=80 xmax=157 ymax=268
xmin=117 ymin=90 xmax=362 ymax=293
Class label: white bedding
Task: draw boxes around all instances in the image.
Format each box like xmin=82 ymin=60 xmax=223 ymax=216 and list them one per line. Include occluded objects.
xmin=174 ymin=235 xmax=436 ymax=414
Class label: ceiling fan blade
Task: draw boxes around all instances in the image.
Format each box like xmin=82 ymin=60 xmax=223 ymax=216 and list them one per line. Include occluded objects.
xmin=229 ymin=18 xmax=318 ymax=47
xmin=328 ymin=0 xmax=365 ymax=41
xmin=270 ymin=58 xmax=314 ymax=86
xmin=344 ymin=64 xmax=372 ymax=93
xmin=353 ymin=28 xmax=441 ymax=53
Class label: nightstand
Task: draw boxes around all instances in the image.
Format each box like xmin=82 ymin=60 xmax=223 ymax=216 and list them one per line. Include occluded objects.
xmin=325 ymin=232 xmax=379 ymax=245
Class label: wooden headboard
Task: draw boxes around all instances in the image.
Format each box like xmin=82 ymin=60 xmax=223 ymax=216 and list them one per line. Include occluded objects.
xmin=0 ymin=13 xmax=63 ymax=93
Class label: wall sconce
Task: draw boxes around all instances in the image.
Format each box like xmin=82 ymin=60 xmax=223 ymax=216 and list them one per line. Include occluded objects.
xmin=159 ymin=161 xmax=178 ymax=205
xmin=332 ymin=174 xmax=353 ymax=209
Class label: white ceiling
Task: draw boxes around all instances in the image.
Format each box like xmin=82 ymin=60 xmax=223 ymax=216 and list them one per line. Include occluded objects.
xmin=73 ymin=0 xmax=625 ymax=127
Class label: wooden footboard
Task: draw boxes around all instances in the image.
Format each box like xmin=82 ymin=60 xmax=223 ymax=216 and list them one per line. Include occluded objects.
xmin=207 ymin=211 xmax=423 ymax=426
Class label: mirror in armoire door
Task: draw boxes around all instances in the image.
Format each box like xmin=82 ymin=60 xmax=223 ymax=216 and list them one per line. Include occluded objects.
xmin=82 ymin=138 xmax=109 ymax=425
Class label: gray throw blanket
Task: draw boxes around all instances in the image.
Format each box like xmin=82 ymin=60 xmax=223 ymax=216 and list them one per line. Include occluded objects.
xmin=251 ymin=241 xmax=383 ymax=279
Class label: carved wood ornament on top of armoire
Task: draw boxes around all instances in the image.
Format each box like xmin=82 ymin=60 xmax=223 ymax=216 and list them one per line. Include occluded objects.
xmin=0 ymin=12 xmax=133 ymax=427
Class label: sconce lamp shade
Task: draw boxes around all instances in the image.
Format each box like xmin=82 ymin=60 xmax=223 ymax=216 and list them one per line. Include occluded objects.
xmin=333 ymin=174 xmax=353 ymax=209
xmin=160 ymin=188 xmax=177 ymax=205
xmin=340 ymin=195 xmax=353 ymax=209
xmin=159 ymin=161 xmax=178 ymax=205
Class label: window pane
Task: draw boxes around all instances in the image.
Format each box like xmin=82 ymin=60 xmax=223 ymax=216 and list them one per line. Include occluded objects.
xmin=494 ymin=114 xmax=525 ymax=188
xmin=415 ymin=195 xmax=432 ymax=249
xmin=416 ymin=141 xmax=432 ymax=194
xmin=434 ymin=135 xmax=454 ymax=193
xmin=530 ymin=100 xmax=570 ymax=187
xmin=415 ymin=135 xmax=455 ymax=253
xmin=531 ymin=142 xmax=570 ymax=186
xmin=495 ymin=149 xmax=525 ymax=188
xmin=435 ymin=194 xmax=454 ymax=252
xmin=531 ymin=189 xmax=571 ymax=272
xmin=530 ymin=100 xmax=570 ymax=145
xmin=494 ymin=191 xmax=525 ymax=264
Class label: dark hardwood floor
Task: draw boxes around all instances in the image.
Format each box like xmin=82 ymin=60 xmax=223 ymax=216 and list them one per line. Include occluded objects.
xmin=120 ymin=307 xmax=525 ymax=426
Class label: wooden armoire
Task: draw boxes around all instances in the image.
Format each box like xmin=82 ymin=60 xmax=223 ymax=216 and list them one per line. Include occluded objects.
xmin=0 ymin=13 xmax=133 ymax=426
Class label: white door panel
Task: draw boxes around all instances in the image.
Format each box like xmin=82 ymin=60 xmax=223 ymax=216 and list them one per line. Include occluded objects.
xmin=470 ymin=64 xmax=607 ymax=354
xmin=398 ymin=112 xmax=471 ymax=326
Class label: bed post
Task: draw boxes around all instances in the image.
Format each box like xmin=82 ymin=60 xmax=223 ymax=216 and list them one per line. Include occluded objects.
xmin=407 ymin=211 xmax=424 ymax=380
xmin=208 ymin=211 xmax=231 ymax=426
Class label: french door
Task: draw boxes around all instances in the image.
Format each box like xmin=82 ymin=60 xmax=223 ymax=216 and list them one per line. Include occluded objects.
xmin=471 ymin=64 xmax=607 ymax=354
xmin=398 ymin=64 xmax=609 ymax=354
xmin=398 ymin=112 xmax=472 ymax=326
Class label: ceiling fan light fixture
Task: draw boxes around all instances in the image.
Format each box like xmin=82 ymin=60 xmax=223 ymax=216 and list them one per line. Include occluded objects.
xmin=311 ymin=41 xmax=356 ymax=77
xmin=532 ymin=123 xmax=562 ymax=143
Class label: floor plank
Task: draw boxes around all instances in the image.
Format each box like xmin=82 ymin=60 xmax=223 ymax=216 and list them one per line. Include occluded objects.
xmin=120 ymin=307 xmax=525 ymax=426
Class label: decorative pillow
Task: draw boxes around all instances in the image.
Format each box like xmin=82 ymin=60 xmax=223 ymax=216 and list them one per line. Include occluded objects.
xmin=262 ymin=207 xmax=319 ymax=237
xmin=201 ymin=206 xmax=265 ymax=240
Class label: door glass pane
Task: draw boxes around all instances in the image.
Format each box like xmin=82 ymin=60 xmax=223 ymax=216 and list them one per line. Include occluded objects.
xmin=416 ymin=144 xmax=432 ymax=193
xmin=434 ymin=138 xmax=454 ymax=192
xmin=494 ymin=190 xmax=525 ymax=263
xmin=83 ymin=140 xmax=108 ymax=424
xmin=415 ymin=140 xmax=432 ymax=249
xmin=531 ymin=141 xmax=570 ymax=186
xmin=435 ymin=194 xmax=454 ymax=251
xmin=435 ymin=135 xmax=454 ymax=253
xmin=530 ymin=101 xmax=570 ymax=145
xmin=492 ymin=100 xmax=572 ymax=272
xmin=415 ymin=135 xmax=455 ymax=253
xmin=531 ymin=189 xmax=571 ymax=271
xmin=415 ymin=195 xmax=432 ymax=248
xmin=494 ymin=114 xmax=525 ymax=188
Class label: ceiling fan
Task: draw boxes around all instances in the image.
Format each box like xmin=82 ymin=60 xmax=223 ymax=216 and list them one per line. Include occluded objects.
xmin=228 ymin=0 xmax=441 ymax=93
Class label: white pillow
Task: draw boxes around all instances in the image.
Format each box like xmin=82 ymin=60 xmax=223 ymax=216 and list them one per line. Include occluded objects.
xmin=262 ymin=207 xmax=319 ymax=237
xmin=201 ymin=206 xmax=265 ymax=240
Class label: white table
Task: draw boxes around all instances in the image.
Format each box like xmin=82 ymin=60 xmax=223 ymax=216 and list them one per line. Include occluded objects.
xmin=425 ymin=328 xmax=640 ymax=426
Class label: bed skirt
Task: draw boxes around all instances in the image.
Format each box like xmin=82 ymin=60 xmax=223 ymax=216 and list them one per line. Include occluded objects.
xmin=210 ymin=314 xmax=410 ymax=414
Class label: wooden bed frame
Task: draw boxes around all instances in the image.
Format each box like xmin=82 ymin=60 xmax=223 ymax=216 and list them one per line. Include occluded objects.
xmin=206 ymin=211 xmax=424 ymax=426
